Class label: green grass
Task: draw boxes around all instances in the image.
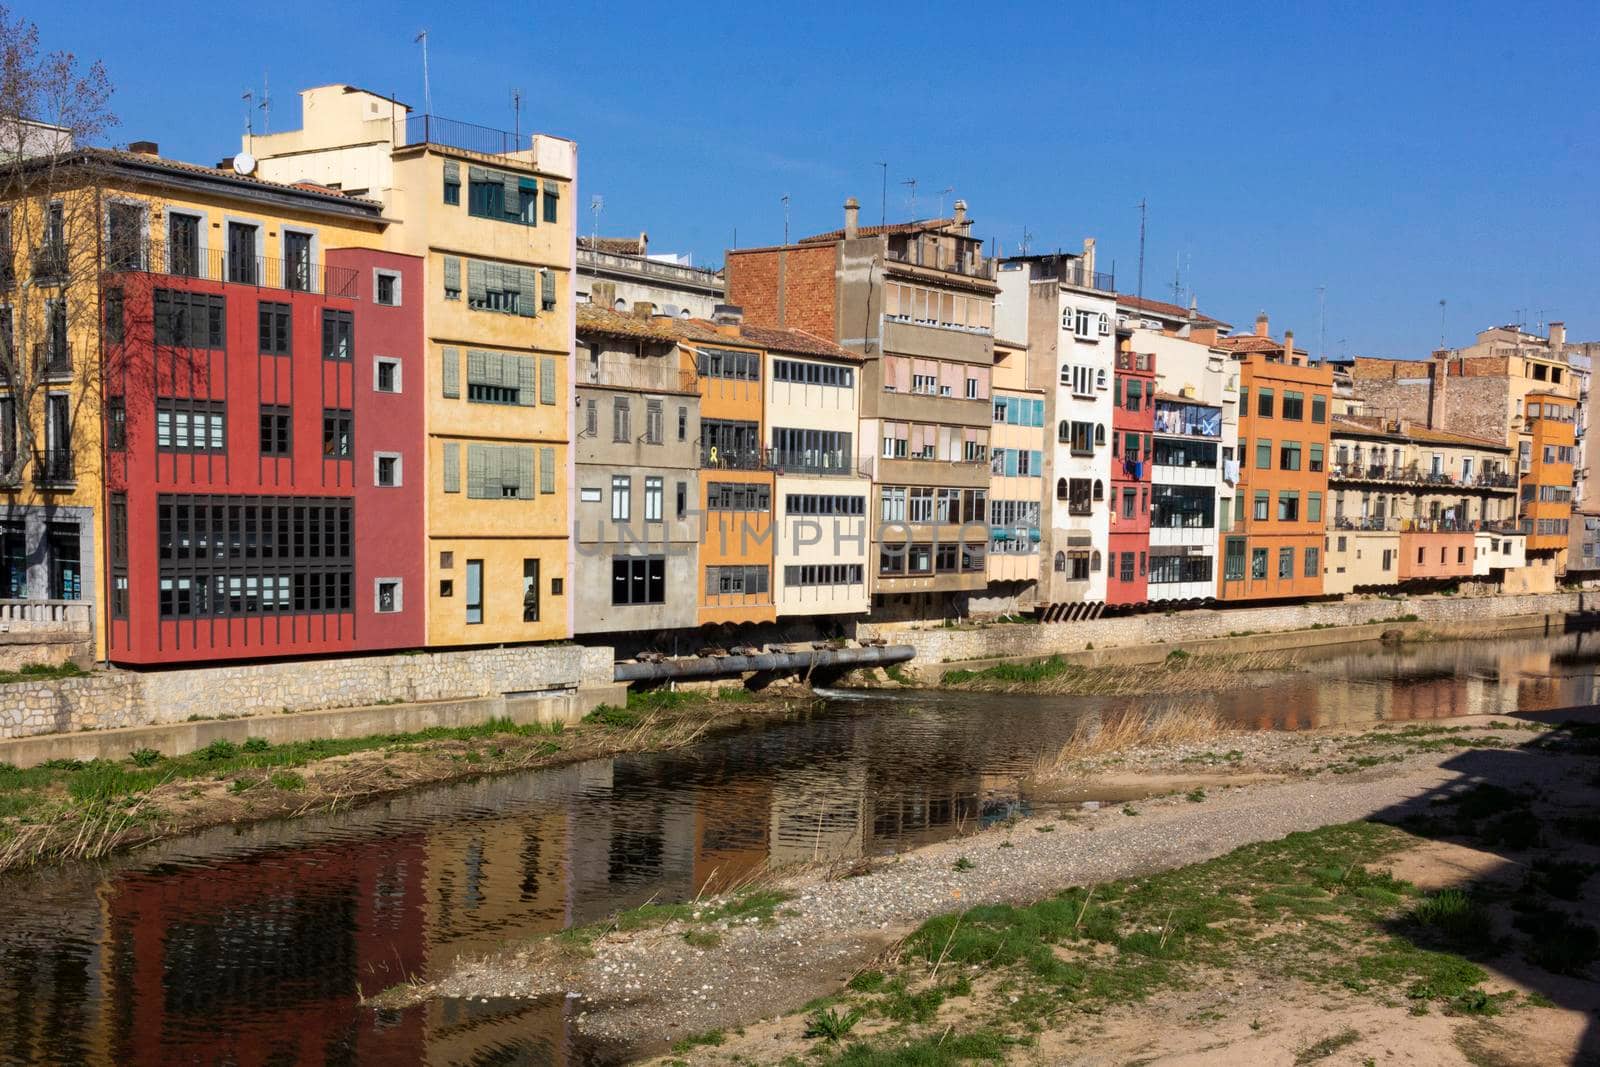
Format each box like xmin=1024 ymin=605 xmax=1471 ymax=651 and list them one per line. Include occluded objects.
xmin=0 ymin=660 xmax=86 ymax=686
xmin=941 ymin=656 xmax=1072 ymax=687
xmin=670 ymin=1029 xmax=726 ymax=1054
xmin=1296 ymin=1028 xmax=1360 ymax=1064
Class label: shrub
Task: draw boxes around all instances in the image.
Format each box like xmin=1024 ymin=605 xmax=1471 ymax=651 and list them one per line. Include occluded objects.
xmin=241 ymin=738 xmax=270 ymax=754
xmin=196 ymin=739 xmax=238 ymax=762
xmin=128 ymin=747 xmax=163 ymax=767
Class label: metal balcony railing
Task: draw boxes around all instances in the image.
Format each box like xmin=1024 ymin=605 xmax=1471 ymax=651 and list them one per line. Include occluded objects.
xmin=700 ymin=446 xmax=773 ymax=471
xmin=32 ymin=242 xmax=67 ymax=279
xmin=402 ymin=114 xmax=527 ymax=156
xmin=33 ymin=449 xmax=73 ymax=486
xmin=105 ymin=238 xmax=359 ymax=299
xmin=770 ymin=449 xmax=854 ymax=475
xmin=883 ymin=247 xmax=996 ymax=281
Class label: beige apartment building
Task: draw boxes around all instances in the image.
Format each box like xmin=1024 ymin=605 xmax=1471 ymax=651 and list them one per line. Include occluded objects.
xmin=982 ymin=336 xmax=1045 ymax=609
xmin=247 ymin=85 xmax=576 ymax=645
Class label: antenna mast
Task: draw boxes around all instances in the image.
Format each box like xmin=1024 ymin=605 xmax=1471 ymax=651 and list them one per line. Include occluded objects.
xmin=242 ymin=89 xmax=254 ymax=149
xmin=876 ymin=162 xmax=887 ymax=226
xmin=415 ymin=30 xmax=433 ymax=116
xmin=1317 ymin=285 xmax=1327 ymax=362
xmin=901 ymin=178 xmax=917 ymax=218
xmin=1136 ymin=198 xmax=1146 ymax=306
xmin=1439 ymin=299 xmax=1448 ymax=350
xmin=937 ymin=186 xmax=954 ymax=217
xmin=512 ymin=88 xmax=522 ymax=146
xmin=259 ymin=72 xmax=271 ymax=134
xmin=781 ymin=193 xmax=790 ymax=246
xmin=589 ymin=195 xmax=603 ymax=246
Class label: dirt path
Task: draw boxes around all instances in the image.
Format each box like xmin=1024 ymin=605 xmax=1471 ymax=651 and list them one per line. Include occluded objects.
xmin=397 ymin=715 xmax=1589 ymax=1061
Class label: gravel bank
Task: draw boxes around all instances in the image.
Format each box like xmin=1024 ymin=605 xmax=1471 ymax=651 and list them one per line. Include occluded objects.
xmin=401 ymin=716 xmax=1577 ymax=1058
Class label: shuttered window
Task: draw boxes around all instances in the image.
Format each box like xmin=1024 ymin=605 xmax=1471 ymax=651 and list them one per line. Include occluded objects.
xmin=542 ymin=180 xmax=559 ymax=223
xmin=442 ymin=442 xmax=460 ymax=493
xmin=443 ymin=256 xmax=461 ymax=300
xmin=442 ymin=347 xmax=460 ymax=398
xmin=539 ymin=447 xmax=555 ymax=494
xmin=443 ymin=160 xmax=460 ymax=205
xmin=466 ymin=444 xmax=535 ymax=499
xmin=541 ymin=269 xmax=556 ymax=311
xmin=465 ymin=349 xmax=537 ymax=405
xmin=539 ymin=357 xmax=556 ymax=405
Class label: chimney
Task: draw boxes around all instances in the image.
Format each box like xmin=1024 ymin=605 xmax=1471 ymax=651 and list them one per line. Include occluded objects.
xmin=638 ymin=231 xmax=649 ymax=258
xmin=1254 ymin=312 xmax=1270 ymax=338
xmin=129 ymin=140 xmax=159 ymax=156
xmin=590 ymin=280 xmax=617 ymax=307
xmin=1550 ymin=321 xmax=1566 ymax=349
xmin=953 ymin=199 xmax=970 ymax=234
xmin=712 ymin=303 xmax=744 ymax=326
xmin=1283 ymin=329 xmax=1296 ymax=363
xmin=1082 ymin=237 xmax=1096 ymax=277
xmin=843 ymin=197 xmax=860 ymax=240
xmin=631 ymin=301 xmax=655 ymax=319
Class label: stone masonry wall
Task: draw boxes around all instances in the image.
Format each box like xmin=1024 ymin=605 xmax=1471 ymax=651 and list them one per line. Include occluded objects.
xmin=0 ymin=643 xmax=616 ymax=741
xmin=859 ymin=591 xmax=1593 ymax=668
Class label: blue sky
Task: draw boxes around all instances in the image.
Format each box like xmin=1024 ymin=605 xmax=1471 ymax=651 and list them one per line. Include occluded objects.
xmin=33 ymin=0 xmax=1599 ymax=358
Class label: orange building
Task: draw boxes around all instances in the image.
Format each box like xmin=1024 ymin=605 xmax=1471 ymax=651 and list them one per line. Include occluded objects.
xmin=1522 ymin=391 xmax=1576 ymax=552
xmin=1218 ymin=317 xmax=1332 ymax=600
xmin=680 ymin=326 xmax=777 ymax=627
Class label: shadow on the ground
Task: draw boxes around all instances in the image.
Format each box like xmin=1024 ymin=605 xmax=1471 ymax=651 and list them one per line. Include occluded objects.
xmin=1367 ymin=711 xmax=1600 ymax=1064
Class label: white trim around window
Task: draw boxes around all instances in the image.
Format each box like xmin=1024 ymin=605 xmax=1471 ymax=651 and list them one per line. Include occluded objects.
xmin=374 ymin=355 xmax=402 ymax=393
xmin=374 ymin=577 xmax=403 ymax=613
xmin=373 ymin=268 xmax=403 ymax=306
xmin=374 ymin=451 xmax=403 ymax=487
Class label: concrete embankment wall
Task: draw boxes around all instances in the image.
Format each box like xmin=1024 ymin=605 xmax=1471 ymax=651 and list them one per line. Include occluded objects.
xmin=860 ymin=591 xmax=1596 ymax=680
xmin=0 ymin=644 xmax=626 ymax=756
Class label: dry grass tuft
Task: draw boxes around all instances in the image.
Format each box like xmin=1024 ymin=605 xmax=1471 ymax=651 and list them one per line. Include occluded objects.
xmin=946 ymin=651 xmax=1294 ymax=696
xmin=1031 ymin=702 xmax=1232 ymax=779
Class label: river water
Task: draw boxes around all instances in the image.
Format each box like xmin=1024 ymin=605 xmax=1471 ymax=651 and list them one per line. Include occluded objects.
xmin=3 ymin=628 xmax=1599 ymax=1065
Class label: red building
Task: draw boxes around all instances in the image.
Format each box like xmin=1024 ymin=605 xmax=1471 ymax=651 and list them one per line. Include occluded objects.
xmin=1107 ymin=350 xmax=1156 ymax=606
xmin=100 ymin=185 xmax=424 ymax=664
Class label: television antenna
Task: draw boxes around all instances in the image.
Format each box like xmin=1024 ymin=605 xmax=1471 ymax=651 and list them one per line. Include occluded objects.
xmin=242 ymin=89 xmax=254 ymax=147
xmin=1317 ymin=285 xmax=1327 ymax=361
xmin=936 ymin=186 xmax=954 ymax=217
xmin=414 ymin=30 xmax=433 ymax=116
xmin=781 ymin=193 xmax=790 ymax=246
xmin=259 ymin=71 xmax=271 ymax=134
xmin=1135 ymin=198 xmax=1146 ymax=305
xmin=875 ymin=162 xmax=887 ymax=226
xmin=512 ymin=88 xmax=523 ymax=145
xmin=901 ymin=178 xmax=917 ymax=218
xmin=589 ymin=195 xmax=603 ymax=245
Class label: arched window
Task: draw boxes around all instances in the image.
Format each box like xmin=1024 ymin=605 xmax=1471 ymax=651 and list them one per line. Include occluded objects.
xmin=1093 ymin=479 xmax=1104 ymax=501
xmin=1095 ymin=367 xmax=1108 ymax=390
xmin=1094 ymin=424 xmax=1106 ymax=446
xmin=1056 ymin=478 xmax=1068 ymax=500
xmin=1053 ymin=551 xmax=1066 ymax=573
xmin=1098 ymin=312 xmax=1110 ymax=336
xmin=1058 ymin=420 xmax=1070 ymax=442
xmin=1090 ymin=550 xmax=1102 ymax=572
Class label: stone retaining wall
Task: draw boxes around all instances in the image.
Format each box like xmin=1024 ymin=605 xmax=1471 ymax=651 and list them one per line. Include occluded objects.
xmin=0 ymin=644 xmax=620 ymax=741
xmin=859 ymin=591 xmax=1595 ymax=670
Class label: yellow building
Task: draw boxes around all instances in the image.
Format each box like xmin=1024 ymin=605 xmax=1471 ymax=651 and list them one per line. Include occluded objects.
xmin=985 ymin=336 xmax=1044 ymax=600
xmin=250 ymin=85 xmax=575 ymax=645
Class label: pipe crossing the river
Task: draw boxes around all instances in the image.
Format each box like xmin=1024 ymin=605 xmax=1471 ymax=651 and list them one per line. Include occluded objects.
xmin=614 ymin=645 xmax=915 ymax=682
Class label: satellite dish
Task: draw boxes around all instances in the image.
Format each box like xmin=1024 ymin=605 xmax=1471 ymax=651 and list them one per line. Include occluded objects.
xmin=233 ymin=152 xmax=257 ymax=176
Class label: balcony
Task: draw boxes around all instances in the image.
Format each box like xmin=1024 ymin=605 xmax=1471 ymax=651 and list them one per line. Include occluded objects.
xmin=31 ymin=242 xmax=67 ymax=280
xmin=701 ymin=445 xmax=774 ymax=472
xmin=32 ymin=449 xmax=74 ymax=488
xmin=402 ymin=113 xmax=527 ymax=156
xmin=105 ymin=238 xmax=359 ymax=299
xmin=770 ymin=449 xmax=855 ymax=476
xmin=1028 ymin=258 xmax=1115 ymax=293
xmin=1116 ymin=352 xmax=1153 ymax=372
xmin=883 ymin=247 xmax=996 ymax=281
xmin=1327 ymin=463 xmax=1518 ymax=491
xmin=0 ymin=599 xmax=92 ymax=637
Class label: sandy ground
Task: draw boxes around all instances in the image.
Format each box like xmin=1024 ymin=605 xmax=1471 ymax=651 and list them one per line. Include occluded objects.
xmin=390 ymin=713 xmax=1599 ymax=1064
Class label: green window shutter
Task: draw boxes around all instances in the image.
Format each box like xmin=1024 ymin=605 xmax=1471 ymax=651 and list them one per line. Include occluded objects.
xmin=502 ymin=173 xmax=520 ymax=216
xmin=442 ymin=347 xmax=461 ymax=398
xmin=516 ymin=356 xmax=537 ymax=405
xmin=517 ymin=446 xmax=535 ymax=500
xmin=443 ymin=255 xmax=461 ymax=297
xmin=486 ymin=352 xmax=504 ymax=387
xmin=469 ymin=166 xmax=490 ymax=183
xmin=467 ymin=444 xmax=487 ymax=498
xmin=543 ymin=179 xmax=559 ymax=222
xmin=467 ymin=349 xmax=487 ymax=386
xmin=541 ymin=269 xmax=556 ymax=311
xmin=540 ymin=357 xmax=557 ymax=405
xmin=539 ymin=447 xmax=555 ymax=494
xmin=467 ymin=259 xmax=487 ymax=303
xmin=443 ymin=160 xmax=460 ymax=183
xmin=517 ymin=267 xmax=537 ymax=317
xmin=484 ymin=445 xmax=503 ymax=495
xmin=442 ymin=441 xmax=461 ymax=492
xmin=520 ymin=180 xmax=539 ymax=226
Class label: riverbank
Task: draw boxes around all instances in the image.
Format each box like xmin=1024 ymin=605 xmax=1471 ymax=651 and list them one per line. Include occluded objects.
xmin=385 ymin=710 xmax=1600 ymax=1064
xmin=0 ymin=686 xmax=815 ymax=873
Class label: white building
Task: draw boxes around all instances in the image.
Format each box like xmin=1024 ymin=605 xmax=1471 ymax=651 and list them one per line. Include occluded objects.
xmin=998 ymin=244 xmax=1117 ymax=618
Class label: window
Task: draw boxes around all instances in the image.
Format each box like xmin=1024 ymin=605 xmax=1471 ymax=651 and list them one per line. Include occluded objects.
xmin=786 ymin=493 xmax=865 ymax=516
xmin=1122 ymin=487 xmax=1136 ymax=518
xmin=1150 ymin=485 xmax=1215 ymax=529
xmin=1256 ymin=438 xmax=1272 ymax=469
xmin=466 ymin=350 xmax=534 ymax=404
xmin=1277 ymin=492 xmax=1299 ymax=521
xmin=1311 ymin=394 xmax=1327 ymax=423
xmin=706 ymin=565 xmax=770 ymax=597
xmin=1281 ymin=390 xmax=1304 ymax=420
xmin=259 ymin=301 xmax=291 ymax=355
xmin=156 ymin=399 xmax=226 ymax=452
xmin=1278 ymin=546 xmax=1294 ymax=578
xmin=612 ymin=556 xmax=665 ymax=604
xmin=375 ymin=357 xmax=401 ymax=393
xmin=466 ymin=560 xmax=483 ymax=623
xmin=1224 ymin=538 xmax=1246 ymax=580
xmin=678 ymin=407 xmax=688 ymax=441
xmin=613 ymin=398 xmax=631 ymax=442
xmin=259 ymin=405 xmax=291 ymax=456
xmin=1125 ymin=378 xmax=1143 ymax=411
xmin=98 ymin=396 xmax=127 ymax=455
xmin=784 ymin=564 xmax=864 ymax=586
xmin=375 ymin=579 xmax=402 ymax=614
xmin=676 ymin=481 xmax=687 ymax=519
xmin=1382 ymin=549 xmax=1395 ymax=571
xmin=1065 ymin=364 xmax=1095 ymax=396
xmin=1148 ymin=554 xmax=1214 ymax=585
xmin=1069 ymin=551 xmax=1090 ymax=581
xmin=104 ymin=287 xmax=124 ymax=344
xmin=154 ymin=289 xmax=225 ymax=348
xmin=708 ymin=482 xmax=772 ymax=510
xmin=965 ymin=377 xmax=979 ymax=399
xmin=912 ymin=373 xmax=937 ymax=395
xmin=1307 ymin=492 xmax=1322 ymax=523
xmin=443 ymin=161 xmax=461 ymax=205
xmin=1120 ymin=552 xmax=1135 ymax=582
xmin=1069 ymin=421 xmax=1094 ymax=455
xmin=1309 ymin=443 xmax=1324 ymax=472
xmin=522 ymin=560 xmax=540 ymax=622
xmin=109 ymin=495 xmax=127 ymax=617
xmin=322 ymin=309 xmax=353 ymax=360
xmin=375 ymin=270 xmax=401 ymax=306
xmin=1279 ymin=441 xmax=1301 ymax=471
xmin=1067 ymin=478 xmax=1093 ymax=515
xmin=697 ymin=348 xmax=760 ymax=381
xmin=375 ymin=453 xmax=401 ymax=487
xmin=543 ymin=180 xmax=560 ymax=223
xmin=645 ymin=400 xmax=663 ymax=445
xmin=1253 ymin=490 xmax=1269 ymax=521
xmin=167 ymin=212 xmax=200 ymax=276
xmin=322 ymin=409 xmax=353 ymax=458
xmin=644 ymin=476 xmax=663 ymax=522
xmin=469 ymin=171 xmax=507 ymax=218
xmin=1257 ymin=388 xmax=1274 ymax=418
xmin=443 ymin=256 xmax=461 ymax=300
xmin=773 ymin=359 xmax=854 ymax=388
xmin=611 ymin=474 xmax=631 ymax=520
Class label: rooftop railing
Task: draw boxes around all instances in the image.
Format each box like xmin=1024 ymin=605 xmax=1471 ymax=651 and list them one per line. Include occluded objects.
xmin=1028 ymin=258 xmax=1115 ymax=293
xmin=883 ymin=247 xmax=997 ymax=281
xmin=402 ymin=113 xmax=527 ymax=156
xmin=105 ymin=238 xmax=359 ymax=299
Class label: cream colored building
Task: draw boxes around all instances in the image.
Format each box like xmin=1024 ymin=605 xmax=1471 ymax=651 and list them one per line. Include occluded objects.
xmin=248 ymin=86 xmax=576 ymax=644
xmin=761 ymin=329 xmax=871 ymax=617
xmin=985 ymin=336 xmax=1044 ymax=600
